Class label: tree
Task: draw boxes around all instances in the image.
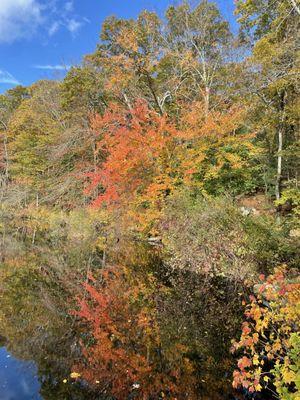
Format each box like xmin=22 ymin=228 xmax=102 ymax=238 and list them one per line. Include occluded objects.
xmin=86 ymin=11 xmax=167 ymax=114
xmin=164 ymin=0 xmax=233 ymax=115
xmin=60 ymin=65 xmax=107 ymax=121
xmin=235 ymin=0 xmax=300 ymax=200
xmin=7 ymin=81 xmax=62 ymax=197
xmin=86 ymin=98 xmax=259 ymax=232
xmin=86 ymin=101 xmax=182 ymax=231
xmin=0 ymin=86 xmax=28 ymax=188
xmin=178 ymin=102 xmax=258 ymax=196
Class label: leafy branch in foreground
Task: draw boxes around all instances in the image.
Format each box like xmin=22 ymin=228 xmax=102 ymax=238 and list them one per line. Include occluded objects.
xmin=232 ymin=267 xmax=300 ymax=399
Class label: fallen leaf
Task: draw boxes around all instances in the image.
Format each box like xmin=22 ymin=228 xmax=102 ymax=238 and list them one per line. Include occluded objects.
xmin=70 ymin=372 xmax=81 ymax=379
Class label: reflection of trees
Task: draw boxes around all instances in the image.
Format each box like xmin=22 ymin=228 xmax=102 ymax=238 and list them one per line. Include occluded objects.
xmin=74 ymin=266 xmax=198 ymax=399
xmin=75 ymin=262 xmax=242 ymax=399
xmin=0 ymin=262 xmax=100 ymax=400
xmin=116 ymin=241 xmax=243 ymax=399
xmin=157 ymin=269 xmax=242 ymax=400
xmin=0 ymin=239 xmax=243 ymax=400
xmin=0 ymin=334 xmax=7 ymax=347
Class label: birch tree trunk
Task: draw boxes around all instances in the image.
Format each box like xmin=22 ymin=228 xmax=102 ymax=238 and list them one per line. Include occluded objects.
xmin=275 ymin=126 xmax=283 ymax=201
xmin=275 ymin=91 xmax=286 ymax=201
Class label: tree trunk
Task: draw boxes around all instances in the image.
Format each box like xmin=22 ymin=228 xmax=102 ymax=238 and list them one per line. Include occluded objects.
xmin=3 ymin=133 xmax=9 ymax=181
xmin=275 ymin=91 xmax=287 ymax=201
xmin=204 ymin=86 xmax=210 ymax=118
xmin=144 ymin=71 xmax=164 ymax=116
xmin=275 ymin=126 xmax=283 ymax=201
xmin=122 ymin=92 xmax=133 ymax=111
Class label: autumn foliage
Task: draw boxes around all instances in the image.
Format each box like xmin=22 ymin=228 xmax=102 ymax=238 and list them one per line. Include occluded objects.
xmin=85 ymin=100 xmax=255 ymax=233
xmin=0 ymin=1 xmax=299 ymax=399
xmin=87 ymin=101 xmax=180 ymax=207
xmin=232 ymin=267 xmax=300 ymax=399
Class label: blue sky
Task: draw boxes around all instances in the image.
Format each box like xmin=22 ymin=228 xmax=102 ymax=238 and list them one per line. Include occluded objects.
xmin=0 ymin=0 xmax=238 ymax=94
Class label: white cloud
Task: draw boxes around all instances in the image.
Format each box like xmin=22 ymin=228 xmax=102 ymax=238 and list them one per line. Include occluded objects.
xmin=48 ymin=1 xmax=85 ymax=38
xmin=0 ymin=69 xmax=20 ymax=85
xmin=48 ymin=21 xmax=60 ymax=37
xmin=34 ymin=64 xmax=71 ymax=71
xmin=0 ymin=0 xmax=86 ymax=43
xmin=66 ymin=19 xmax=83 ymax=35
xmin=0 ymin=0 xmax=42 ymax=43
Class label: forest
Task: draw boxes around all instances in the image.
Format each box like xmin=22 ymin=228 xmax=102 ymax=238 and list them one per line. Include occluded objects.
xmin=0 ymin=0 xmax=299 ymax=399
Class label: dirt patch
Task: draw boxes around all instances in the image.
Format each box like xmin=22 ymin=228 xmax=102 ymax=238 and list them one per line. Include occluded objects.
xmin=237 ymin=193 xmax=274 ymax=216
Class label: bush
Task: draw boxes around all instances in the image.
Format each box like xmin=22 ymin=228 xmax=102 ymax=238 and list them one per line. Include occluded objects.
xmin=232 ymin=267 xmax=300 ymax=399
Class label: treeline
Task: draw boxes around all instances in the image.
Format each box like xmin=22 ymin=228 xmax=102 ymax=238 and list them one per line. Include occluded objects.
xmin=0 ymin=0 xmax=299 ymax=217
xmin=0 ymin=1 xmax=299 ymax=399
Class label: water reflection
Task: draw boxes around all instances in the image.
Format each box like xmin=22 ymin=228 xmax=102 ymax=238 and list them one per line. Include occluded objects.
xmin=0 ymin=346 xmax=41 ymax=400
xmin=0 ymin=241 xmax=246 ymax=399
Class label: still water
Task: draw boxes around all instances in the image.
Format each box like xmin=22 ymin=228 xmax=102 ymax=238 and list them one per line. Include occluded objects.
xmin=0 ymin=347 xmax=40 ymax=400
xmin=0 ymin=243 xmax=252 ymax=400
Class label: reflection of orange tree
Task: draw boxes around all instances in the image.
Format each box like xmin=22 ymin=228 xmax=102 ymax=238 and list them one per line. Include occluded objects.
xmin=73 ymin=267 xmax=197 ymax=399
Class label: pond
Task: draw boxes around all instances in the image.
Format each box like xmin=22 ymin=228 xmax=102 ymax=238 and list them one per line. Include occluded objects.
xmin=0 ymin=242 xmax=252 ymax=400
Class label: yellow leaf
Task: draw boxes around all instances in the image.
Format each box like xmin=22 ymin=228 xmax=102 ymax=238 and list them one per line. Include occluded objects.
xmin=70 ymin=372 xmax=81 ymax=379
xmin=282 ymin=369 xmax=295 ymax=384
xmin=253 ymin=355 xmax=260 ymax=365
xmin=255 ymin=384 xmax=262 ymax=391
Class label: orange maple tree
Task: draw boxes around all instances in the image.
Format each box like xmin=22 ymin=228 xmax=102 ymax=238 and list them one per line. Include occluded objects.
xmin=85 ymin=100 xmax=255 ymax=232
xmin=85 ymin=101 xmax=182 ymax=232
